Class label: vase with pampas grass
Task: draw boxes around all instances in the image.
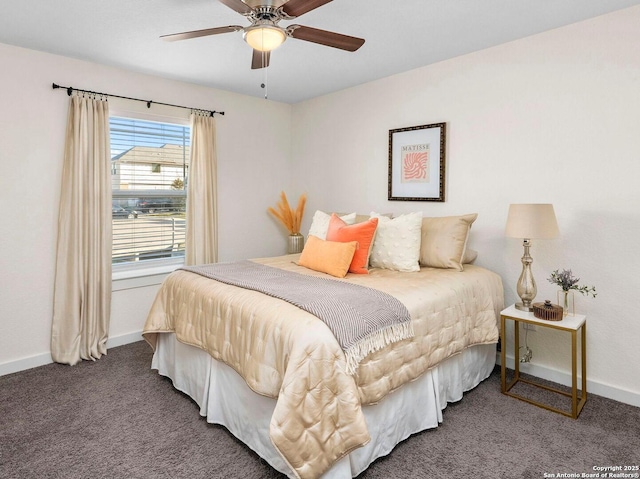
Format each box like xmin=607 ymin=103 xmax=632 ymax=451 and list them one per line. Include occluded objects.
xmin=268 ymin=191 xmax=307 ymax=254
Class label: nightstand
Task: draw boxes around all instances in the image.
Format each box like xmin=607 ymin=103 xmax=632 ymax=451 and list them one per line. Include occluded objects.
xmin=500 ymin=304 xmax=587 ymax=419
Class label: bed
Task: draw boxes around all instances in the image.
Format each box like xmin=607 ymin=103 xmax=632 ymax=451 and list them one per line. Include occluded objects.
xmin=143 ymin=212 xmax=504 ymax=479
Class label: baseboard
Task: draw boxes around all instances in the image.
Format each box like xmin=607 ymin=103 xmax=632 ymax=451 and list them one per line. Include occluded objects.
xmin=0 ymin=331 xmax=144 ymax=377
xmin=497 ymin=353 xmax=640 ymax=408
xmin=106 ymin=331 xmax=144 ymax=349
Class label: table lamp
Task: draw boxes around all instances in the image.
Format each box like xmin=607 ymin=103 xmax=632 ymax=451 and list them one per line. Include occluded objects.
xmin=505 ymin=204 xmax=559 ymax=311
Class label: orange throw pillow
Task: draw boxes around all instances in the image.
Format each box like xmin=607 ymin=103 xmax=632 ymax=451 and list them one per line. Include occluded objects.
xmin=326 ymin=214 xmax=379 ymax=274
xmin=298 ymin=235 xmax=358 ymax=278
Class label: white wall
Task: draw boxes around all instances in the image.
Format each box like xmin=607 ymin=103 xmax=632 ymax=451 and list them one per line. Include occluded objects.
xmin=0 ymin=43 xmax=292 ymax=372
xmin=291 ymin=7 xmax=640 ymax=405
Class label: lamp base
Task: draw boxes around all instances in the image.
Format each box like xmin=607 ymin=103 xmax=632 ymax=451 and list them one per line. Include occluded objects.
xmin=515 ymin=302 xmax=533 ymax=312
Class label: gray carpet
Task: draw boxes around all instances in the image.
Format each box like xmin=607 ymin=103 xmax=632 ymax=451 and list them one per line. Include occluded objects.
xmin=1 ymin=341 xmax=638 ymax=479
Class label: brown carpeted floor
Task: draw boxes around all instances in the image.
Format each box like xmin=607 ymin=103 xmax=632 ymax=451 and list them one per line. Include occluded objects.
xmin=1 ymin=341 xmax=638 ymax=479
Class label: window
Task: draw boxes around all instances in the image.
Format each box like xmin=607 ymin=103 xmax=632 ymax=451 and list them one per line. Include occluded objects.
xmin=110 ymin=116 xmax=190 ymax=265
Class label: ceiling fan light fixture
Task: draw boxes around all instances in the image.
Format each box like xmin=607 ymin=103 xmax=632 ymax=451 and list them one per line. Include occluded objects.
xmin=244 ymin=25 xmax=286 ymax=52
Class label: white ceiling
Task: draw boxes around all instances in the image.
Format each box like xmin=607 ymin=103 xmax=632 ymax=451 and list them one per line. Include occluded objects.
xmin=1 ymin=0 xmax=639 ymax=104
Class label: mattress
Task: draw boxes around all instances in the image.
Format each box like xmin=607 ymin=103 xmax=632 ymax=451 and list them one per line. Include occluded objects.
xmin=152 ymin=332 xmax=497 ymax=478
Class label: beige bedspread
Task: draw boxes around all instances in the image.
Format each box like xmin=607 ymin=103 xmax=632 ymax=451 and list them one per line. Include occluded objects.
xmin=143 ymin=255 xmax=504 ymax=479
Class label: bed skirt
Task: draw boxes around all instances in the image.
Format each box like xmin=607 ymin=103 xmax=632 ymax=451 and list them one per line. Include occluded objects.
xmin=151 ymin=333 xmax=496 ymax=478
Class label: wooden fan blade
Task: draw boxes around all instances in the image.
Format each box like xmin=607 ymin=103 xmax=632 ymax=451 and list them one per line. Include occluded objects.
xmin=219 ymin=0 xmax=253 ymax=15
xmin=288 ymin=25 xmax=364 ymax=51
xmin=161 ymin=25 xmax=242 ymax=42
xmin=282 ymin=0 xmax=332 ymax=18
xmin=251 ymin=49 xmax=271 ymax=69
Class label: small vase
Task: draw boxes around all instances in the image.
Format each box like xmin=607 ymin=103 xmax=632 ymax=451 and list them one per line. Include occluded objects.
xmin=557 ymin=290 xmax=575 ymax=317
xmin=287 ymin=233 xmax=304 ymax=254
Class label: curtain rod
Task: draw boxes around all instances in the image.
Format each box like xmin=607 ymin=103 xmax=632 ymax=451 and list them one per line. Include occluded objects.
xmin=52 ymin=83 xmax=224 ymax=117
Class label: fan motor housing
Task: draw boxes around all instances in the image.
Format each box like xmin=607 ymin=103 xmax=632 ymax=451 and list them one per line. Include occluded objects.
xmin=244 ymin=0 xmax=288 ymax=9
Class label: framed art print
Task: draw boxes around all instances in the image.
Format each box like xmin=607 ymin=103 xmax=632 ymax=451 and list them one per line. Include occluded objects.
xmin=388 ymin=122 xmax=446 ymax=201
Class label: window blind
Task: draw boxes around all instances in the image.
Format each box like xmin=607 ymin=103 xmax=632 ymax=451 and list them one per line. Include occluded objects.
xmin=110 ymin=117 xmax=190 ymax=264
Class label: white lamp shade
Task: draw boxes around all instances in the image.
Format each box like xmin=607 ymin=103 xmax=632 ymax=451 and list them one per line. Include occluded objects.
xmin=244 ymin=25 xmax=286 ymax=52
xmin=505 ymin=204 xmax=559 ymax=239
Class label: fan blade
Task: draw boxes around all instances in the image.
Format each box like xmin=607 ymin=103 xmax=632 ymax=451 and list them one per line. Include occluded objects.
xmin=219 ymin=0 xmax=253 ymax=15
xmin=288 ymin=25 xmax=364 ymax=51
xmin=251 ymin=49 xmax=271 ymax=69
xmin=282 ymin=0 xmax=332 ymax=18
xmin=161 ymin=25 xmax=242 ymax=42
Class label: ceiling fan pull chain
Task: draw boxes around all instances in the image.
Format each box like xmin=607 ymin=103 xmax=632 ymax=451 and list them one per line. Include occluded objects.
xmin=261 ymin=26 xmax=268 ymax=100
xmin=263 ymin=51 xmax=269 ymax=99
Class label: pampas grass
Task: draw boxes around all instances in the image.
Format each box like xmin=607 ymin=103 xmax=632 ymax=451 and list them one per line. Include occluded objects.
xmin=268 ymin=191 xmax=307 ymax=235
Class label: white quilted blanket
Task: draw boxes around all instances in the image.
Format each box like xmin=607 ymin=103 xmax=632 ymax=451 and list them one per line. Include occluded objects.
xmin=143 ymin=255 xmax=504 ymax=479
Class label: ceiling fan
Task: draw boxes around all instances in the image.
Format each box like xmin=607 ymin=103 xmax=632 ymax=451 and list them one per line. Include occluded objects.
xmin=161 ymin=0 xmax=365 ymax=69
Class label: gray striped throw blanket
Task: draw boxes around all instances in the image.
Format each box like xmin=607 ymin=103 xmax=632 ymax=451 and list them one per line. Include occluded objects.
xmin=181 ymin=261 xmax=414 ymax=375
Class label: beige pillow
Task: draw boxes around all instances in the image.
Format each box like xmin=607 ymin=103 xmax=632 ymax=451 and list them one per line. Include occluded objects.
xmin=298 ymin=235 xmax=358 ymax=278
xmin=419 ymin=214 xmax=478 ymax=271
xmin=462 ymin=248 xmax=478 ymax=264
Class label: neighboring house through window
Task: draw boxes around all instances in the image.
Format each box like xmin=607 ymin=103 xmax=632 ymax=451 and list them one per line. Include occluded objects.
xmin=110 ymin=116 xmax=190 ymax=266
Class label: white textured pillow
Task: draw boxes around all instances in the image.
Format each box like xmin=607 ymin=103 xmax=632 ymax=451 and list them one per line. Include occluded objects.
xmin=308 ymin=211 xmax=356 ymax=240
xmin=369 ymin=211 xmax=422 ymax=272
xmin=419 ymin=214 xmax=478 ymax=271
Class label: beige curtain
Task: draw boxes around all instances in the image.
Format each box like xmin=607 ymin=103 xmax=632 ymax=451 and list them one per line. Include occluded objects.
xmin=51 ymin=95 xmax=112 ymax=365
xmin=186 ymin=112 xmax=218 ymax=265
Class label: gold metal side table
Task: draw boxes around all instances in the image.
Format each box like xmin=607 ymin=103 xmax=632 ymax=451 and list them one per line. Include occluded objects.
xmin=500 ymin=304 xmax=587 ymax=419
